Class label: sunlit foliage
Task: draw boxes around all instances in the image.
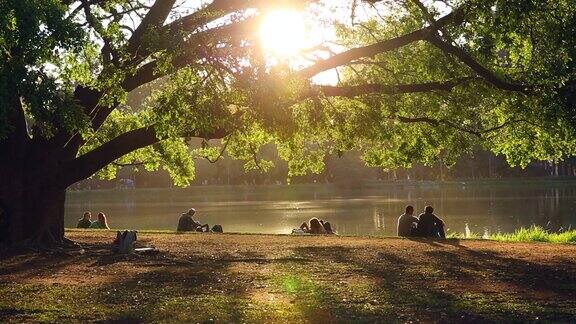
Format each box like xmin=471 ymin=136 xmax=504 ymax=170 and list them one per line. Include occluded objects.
xmin=3 ymin=0 xmax=576 ymax=186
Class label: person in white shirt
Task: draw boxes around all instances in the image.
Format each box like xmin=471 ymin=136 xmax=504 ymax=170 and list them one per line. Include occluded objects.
xmin=397 ymin=205 xmax=419 ymax=237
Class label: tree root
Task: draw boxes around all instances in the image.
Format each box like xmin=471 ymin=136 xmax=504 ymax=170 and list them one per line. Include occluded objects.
xmin=10 ymin=232 xmax=83 ymax=255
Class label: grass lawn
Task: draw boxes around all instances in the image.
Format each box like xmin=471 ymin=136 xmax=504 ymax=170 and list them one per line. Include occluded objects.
xmin=1 ymin=231 xmax=575 ymax=323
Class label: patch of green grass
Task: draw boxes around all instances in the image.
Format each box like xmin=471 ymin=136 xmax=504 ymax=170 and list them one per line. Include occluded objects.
xmin=267 ymin=265 xmax=399 ymax=322
xmin=489 ymin=226 xmax=576 ymax=244
xmin=451 ymin=292 xmax=576 ymax=322
xmin=0 ymin=283 xmax=110 ymax=322
xmin=446 ymin=231 xmax=482 ymax=239
xmin=447 ymin=226 xmax=576 ymax=244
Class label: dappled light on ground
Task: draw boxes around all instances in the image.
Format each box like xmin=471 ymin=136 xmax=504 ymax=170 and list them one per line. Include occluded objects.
xmin=1 ymin=232 xmax=575 ymax=322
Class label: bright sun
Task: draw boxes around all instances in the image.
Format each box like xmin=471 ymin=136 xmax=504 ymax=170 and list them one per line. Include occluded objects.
xmin=260 ymin=10 xmax=309 ymax=56
xmin=259 ymin=9 xmax=339 ymax=85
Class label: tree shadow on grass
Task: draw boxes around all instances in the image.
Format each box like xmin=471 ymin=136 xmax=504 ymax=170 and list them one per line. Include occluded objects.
xmin=92 ymin=250 xmax=319 ymax=323
xmin=0 ymin=242 xmax=114 ymax=279
xmin=3 ymin=240 xmax=576 ymax=323
xmin=408 ymin=237 xmax=469 ymax=249
xmin=426 ymin=248 xmax=576 ymax=297
xmin=0 ymin=248 xmax=264 ymax=323
xmin=291 ymin=245 xmax=576 ymax=323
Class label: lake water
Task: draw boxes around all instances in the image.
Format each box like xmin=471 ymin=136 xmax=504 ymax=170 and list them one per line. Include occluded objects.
xmin=65 ymin=181 xmax=576 ymax=236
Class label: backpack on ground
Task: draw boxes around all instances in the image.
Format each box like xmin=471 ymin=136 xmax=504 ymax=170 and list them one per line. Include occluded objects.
xmin=115 ymin=230 xmax=137 ymax=254
xmin=211 ymin=225 xmax=223 ymax=233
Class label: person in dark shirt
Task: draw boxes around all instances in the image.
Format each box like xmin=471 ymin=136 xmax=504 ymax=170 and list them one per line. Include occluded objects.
xmin=397 ymin=205 xmax=419 ymax=237
xmin=417 ymin=205 xmax=446 ymax=238
xmin=77 ymin=211 xmax=92 ymax=228
xmin=177 ymin=208 xmax=209 ymax=232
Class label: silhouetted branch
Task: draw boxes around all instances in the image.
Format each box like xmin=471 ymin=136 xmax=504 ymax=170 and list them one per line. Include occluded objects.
xmin=298 ymin=8 xmax=464 ymax=78
xmin=302 ymin=78 xmax=475 ymax=98
xmin=62 ymin=125 xmax=228 ymax=186
xmin=426 ymin=35 xmax=531 ymax=93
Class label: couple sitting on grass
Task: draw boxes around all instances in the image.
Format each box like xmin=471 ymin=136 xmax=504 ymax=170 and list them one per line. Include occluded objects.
xmin=77 ymin=211 xmax=110 ymax=229
xmin=397 ymin=205 xmax=446 ymax=238
xmin=299 ymin=217 xmax=336 ymax=235
xmin=177 ymin=208 xmax=223 ymax=233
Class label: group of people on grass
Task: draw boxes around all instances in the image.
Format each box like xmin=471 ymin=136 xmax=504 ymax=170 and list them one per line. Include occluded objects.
xmin=178 ymin=205 xmax=445 ymax=238
xmin=77 ymin=204 xmax=444 ymax=239
xmin=76 ymin=211 xmax=110 ymax=229
xmin=176 ymin=208 xmax=337 ymax=235
xmin=397 ymin=205 xmax=446 ymax=238
xmin=299 ymin=217 xmax=336 ymax=234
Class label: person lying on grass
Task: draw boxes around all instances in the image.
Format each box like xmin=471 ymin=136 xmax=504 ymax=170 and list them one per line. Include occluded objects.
xmin=300 ymin=218 xmax=335 ymax=234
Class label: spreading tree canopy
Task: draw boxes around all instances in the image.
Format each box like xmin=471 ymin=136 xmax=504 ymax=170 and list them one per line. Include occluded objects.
xmin=1 ymin=0 xmax=576 ymax=246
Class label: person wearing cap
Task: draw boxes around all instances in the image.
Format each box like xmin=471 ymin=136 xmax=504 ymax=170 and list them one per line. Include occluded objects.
xmin=177 ymin=208 xmax=209 ymax=232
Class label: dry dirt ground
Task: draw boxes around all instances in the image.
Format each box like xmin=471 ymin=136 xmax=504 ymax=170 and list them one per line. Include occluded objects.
xmin=1 ymin=231 xmax=576 ymax=323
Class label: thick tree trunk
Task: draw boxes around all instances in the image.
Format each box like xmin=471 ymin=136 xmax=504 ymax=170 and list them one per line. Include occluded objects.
xmin=1 ymin=179 xmax=68 ymax=248
xmin=0 ymin=149 xmax=70 ymax=249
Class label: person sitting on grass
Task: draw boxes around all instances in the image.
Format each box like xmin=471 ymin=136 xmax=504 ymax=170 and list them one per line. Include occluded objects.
xmin=416 ymin=205 xmax=446 ymax=239
xmin=320 ymin=220 xmax=336 ymax=234
xmin=77 ymin=211 xmax=92 ymax=228
xmin=90 ymin=212 xmax=110 ymax=229
xmin=177 ymin=208 xmax=209 ymax=232
xmin=397 ymin=205 xmax=419 ymax=237
xmin=300 ymin=218 xmax=327 ymax=234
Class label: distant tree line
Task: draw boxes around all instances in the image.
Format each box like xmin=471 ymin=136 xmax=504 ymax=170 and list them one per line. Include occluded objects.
xmin=73 ymin=144 xmax=576 ymax=190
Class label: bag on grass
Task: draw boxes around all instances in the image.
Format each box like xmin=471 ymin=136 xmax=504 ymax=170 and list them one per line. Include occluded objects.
xmin=211 ymin=225 xmax=223 ymax=233
xmin=115 ymin=230 xmax=137 ymax=254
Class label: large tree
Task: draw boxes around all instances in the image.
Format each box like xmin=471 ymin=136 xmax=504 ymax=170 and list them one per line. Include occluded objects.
xmin=1 ymin=0 xmax=575 ymax=247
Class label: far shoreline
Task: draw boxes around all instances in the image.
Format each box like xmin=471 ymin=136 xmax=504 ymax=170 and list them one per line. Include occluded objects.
xmin=67 ymin=176 xmax=576 ymax=193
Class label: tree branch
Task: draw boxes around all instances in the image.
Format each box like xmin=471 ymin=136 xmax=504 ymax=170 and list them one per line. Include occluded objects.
xmin=302 ymin=78 xmax=475 ymax=98
xmin=112 ymin=160 xmax=157 ymax=167
xmin=64 ymin=12 xmax=258 ymax=160
xmin=123 ymin=16 xmax=259 ymax=92
xmin=62 ymin=126 xmax=159 ymax=186
xmin=80 ymin=0 xmax=118 ymax=63
xmin=395 ymin=116 xmax=525 ymax=138
xmin=160 ymin=0 xmax=246 ymax=35
xmin=126 ymin=0 xmax=177 ymax=58
xmin=409 ymin=0 xmax=454 ymax=43
xmin=426 ymin=35 xmax=531 ymax=93
xmin=202 ymin=135 xmax=232 ymax=163
xmin=61 ymin=125 xmax=229 ymax=186
xmin=297 ymin=8 xmax=464 ymax=78
xmin=396 ymin=115 xmax=482 ymax=137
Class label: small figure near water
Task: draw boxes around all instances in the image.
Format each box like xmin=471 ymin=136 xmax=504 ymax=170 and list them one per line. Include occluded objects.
xmin=322 ymin=220 xmax=335 ymax=234
xmin=90 ymin=212 xmax=110 ymax=229
xmin=77 ymin=211 xmax=92 ymax=228
xmin=177 ymin=208 xmax=214 ymax=232
xmin=397 ymin=205 xmax=419 ymax=237
xmin=417 ymin=205 xmax=446 ymax=239
xmin=299 ymin=217 xmax=335 ymax=234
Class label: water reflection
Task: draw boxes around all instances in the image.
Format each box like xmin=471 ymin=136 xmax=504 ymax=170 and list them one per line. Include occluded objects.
xmin=65 ymin=183 xmax=576 ymax=236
